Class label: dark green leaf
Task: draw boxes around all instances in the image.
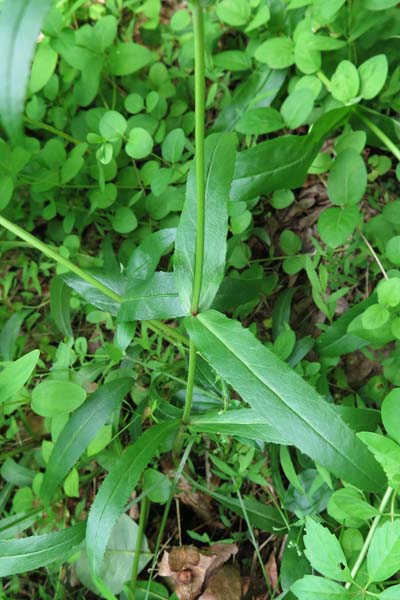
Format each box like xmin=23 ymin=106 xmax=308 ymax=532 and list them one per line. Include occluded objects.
xmin=211 ymin=277 xmax=264 ymax=312
xmin=185 ymin=310 xmax=385 ymax=491
xmin=0 ymin=522 xmax=86 ymax=576
xmin=62 ymin=270 xmax=125 ymax=315
xmin=86 ymin=421 xmax=179 ymax=598
xmin=50 ymin=277 xmax=73 ymax=337
xmin=0 ymin=0 xmax=53 ymax=140
xmin=231 ymin=108 xmax=349 ymax=202
xmin=40 ymin=379 xmax=132 ymax=504
xmin=126 ymin=229 xmax=176 ymax=280
xmin=108 ymin=43 xmax=153 ymax=76
xmin=211 ymin=66 xmax=286 ymax=133
xmin=174 ymin=133 xmax=236 ymax=312
xmin=0 ymin=311 xmax=27 ymax=360
xmin=119 ymin=272 xmax=185 ymax=321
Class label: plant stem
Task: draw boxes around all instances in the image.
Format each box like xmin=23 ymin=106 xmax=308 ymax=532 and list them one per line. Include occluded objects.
xmin=345 ymin=486 xmax=393 ymax=590
xmin=130 ymin=495 xmax=149 ymax=599
xmin=181 ymin=0 xmax=206 ymax=425
xmin=0 ymin=214 xmax=188 ymax=346
xmin=24 ymin=117 xmax=82 ymax=146
xmin=355 ymin=109 xmax=400 ymax=162
xmin=190 ymin=0 xmax=206 ymax=316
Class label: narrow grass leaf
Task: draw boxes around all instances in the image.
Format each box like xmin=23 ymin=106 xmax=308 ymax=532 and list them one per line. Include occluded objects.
xmin=0 ymin=0 xmax=53 ymax=141
xmin=40 ymin=378 xmax=132 ymax=504
xmin=0 ymin=521 xmax=86 ymax=576
xmin=174 ymin=133 xmax=236 ymax=312
xmin=185 ymin=310 xmax=385 ymax=491
xmin=86 ymin=421 xmax=179 ymax=598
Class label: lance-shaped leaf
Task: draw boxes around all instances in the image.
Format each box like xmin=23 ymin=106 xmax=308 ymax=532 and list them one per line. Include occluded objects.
xmin=174 ymin=133 xmax=236 ymax=313
xmin=40 ymin=379 xmax=132 ymax=504
xmin=62 ymin=270 xmax=125 ymax=315
xmin=0 ymin=521 xmax=86 ymax=576
xmin=118 ymin=272 xmax=185 ymax=321
xmin=86 ymin=421 xmax=179 ymax=599
xmin=0 ymin=349 xmax=39 ymax=406
xmin=0 ymin=0 xmax=53 ymax=141
xmin=231 ymin=107 xmax=349 ymax=202
xmin=185 ymin=310 xmax=385 ymax=492
xmin=126 ymin=228 xmax=176 ymax=280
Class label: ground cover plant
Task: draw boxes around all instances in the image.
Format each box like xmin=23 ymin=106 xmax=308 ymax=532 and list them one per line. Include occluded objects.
xmin=0 ymin=0 xmax=400 ymax=598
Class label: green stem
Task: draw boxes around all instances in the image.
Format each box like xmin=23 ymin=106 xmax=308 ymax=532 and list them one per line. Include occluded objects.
xmin=181 ymin=0 xmax=206 ymax=426
xmin=130 ymin=495 xmax=149 ymax=598
xmin=355 ymin=109 xmax=400 ymax=162
xmin=190 ymin=0 xmax=206 ymax=316
xmin=0 ymin=214 xmax=188 ymax=347
xmin=24 ymin=117 xmax=82 ymax=146
xmin=345 ymin=486 xmax=393 ymax=590
xmin=182 ymin=340 xmax=197 ymax=424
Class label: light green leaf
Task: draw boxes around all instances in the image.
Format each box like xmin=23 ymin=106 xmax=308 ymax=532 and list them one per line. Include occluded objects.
xmin=382 ymin=389 xmax=400 ymax=445
xmin=126 ymin=228 xmax=176 ymax=280
xmin=255 ymin=37 xmax=295 ymax=69
xmin=318 ymin=206 xmax=359 ymax=248
xmin=365 ymin=0 xmax=398 ymax=9
xmin=358 ymin=432 xmax=400 ymax=488
xmin=291 ymin=575 xmax=350 ymax=599
xmin=312 ymin=0 xmax=346 ymax=24
xmin=327 ymin=149 xmax=367 ymax=206
xmin=0 ymin=0 xmax=53 ymax=140
xmin=86 ymin=421 xmax=179 ymax=599
xmin=358 ymin=55 xmax=388 ymax=100
xmin=50 ymin=277 xmax=73 ymax=338
xmin=40 ymin=379 xmax=132 ymax=504
xmin=0 ymin=350 xmax=39 ymax=407
xmin=125 ymin=127 xmax=153 ymax=160
xmin=111 ymin=207 xmax=138 ymax=234
xmin=31 ymin=380 xmax=87 ymax=417
xmin=377 ymin=278 xmax=400 ymax=308
xmin=368 ymin=519 xmax=400 ymax=582
xmin=119 ymin=272 xmax=185 ymax=321
xmin=174 ymin=133 xmax=236 ymax=312
xmin=380 ymin=584 xmax=400 ymax=599
xmin=29 ymin=41 xmax=58 ymax=94
xmin=235 ymin=107 xmax=284 ymax=135
xmin=304 ymin=517 xmax=350 ymax=581
xmin=108 ymin=43 xmax=152 ymax=76
xmin=161 ymin=128 xmax=185 ymax=163
xmin=0 ymin=522 xmax=85 ymax=576
xmin=362 ymin=304 xmax=390 ymax=330
xmin=216 ymin=0 xmax=251 ymax=26
xmin=328 ymin=487 xmax=378 ymax=527
xmin=185 ymin=310 xmax=385 ymax=491
xmin=386 ymin=236 xmax=400 ymax=266
xmin=331 ymin=60 xmax=360 ymax=104
xmin=281 ymin=89 xmax=314 ymax=130
xmin=99 ymin=111 xmax=127 ymax=142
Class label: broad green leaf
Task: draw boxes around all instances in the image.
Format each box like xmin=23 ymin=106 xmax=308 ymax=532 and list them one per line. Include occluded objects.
xmin=29 ymin=41 xmax=58 ymax=94
xmin=125 ymin=127 xmax=154 ymax=160
xmin=386 ymin=236 xmax=400 ymax=266
xmin=255 ymin=37 xmax=295 ymax=69
xmin=0 ymin=0 xmax=53 ymax=140
xmin=281 ymin=89 xmax=314 ymax=130
xmin=327 ymin=149 xmax=367 ymax=206
xmin=99 ymin=111 xmax=127 ymax=142
xmin=31 ymin=380 xmax=87 ymax=417
xmin=0 ymin=350 xmax=39 ymax=406
xmin=291 ymin=575 xmax=350 ymax=599
xmin=331 ymin=60 xmax=360 ymax=104
xmin=318 ymin=206 xmax=359 ymax=248
xmin=380 ymin=585 xmax=400 ymax=599
xmin=174 ymin=133 xmax=236 ymax=312
xmin=190 ymin=409 xmax=288 ymax=444
xmin=312 ymin=0 xmax=346 ymax=24
xmin=365 ymin=0 xmax=398 ymax=8
xmin=40 ymin=379 xmax=132 ymax=504
xmin=185 ymin=310 xmax=385 ymax=491
xmin=50 ymin=277 xmax=73 ymax=338
xmin=213 ymin=50 xmax=252 ymax=72
xmin=377 ymin=278 xmax=400 ymax=308
xmin=1 ymin=458 xmax=35 ymax=487
xmin=161 ymin=128 xmax=185 ymax=163
xmin=126 ymin=228 xmax=176 ymax=280
xmin=235 ymin=107 xmax=284 ymax=135
xmin=108 ymin=43 xmax=152 ymax=76
xmin=304 ymin=517 xmax=350 ymax=581
xmin=362 ymin=304 xmax=390 ymax=330
xmin=328 ymin=488 xmax=378 ymax=527
xmin=0 ymin=521 xmax=85 ymax=576
xmin=211 ymin=277 xmax=264 ymax=312
xmin=62 ymin=270 xmax=125 ymax=315
xmin=75 ymin=514 xmax=151 ymax=596
xmin=358 ymin=432 xmax=400 ymax=488
xmin=368 ymin=519 xmax=400 ymax=582
xmin=86 ymin=421 xmax=179 ymax=599
xmin=216 ymin=0 xmax=250 ymax=26
xmin=358 ymin=55 xmax=388 ymax=100
xmin=382 ymin=389 xmax=400 ymax=445
xmin=231 ymin=108 xmax=349 ymax=202
xmin=111 ymin=206 xmax=138 ymax=234
xmin=118 ymin=272 xmax=185 ymax=321
xmin=211 ymin=66 xmax=286 ymax=133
